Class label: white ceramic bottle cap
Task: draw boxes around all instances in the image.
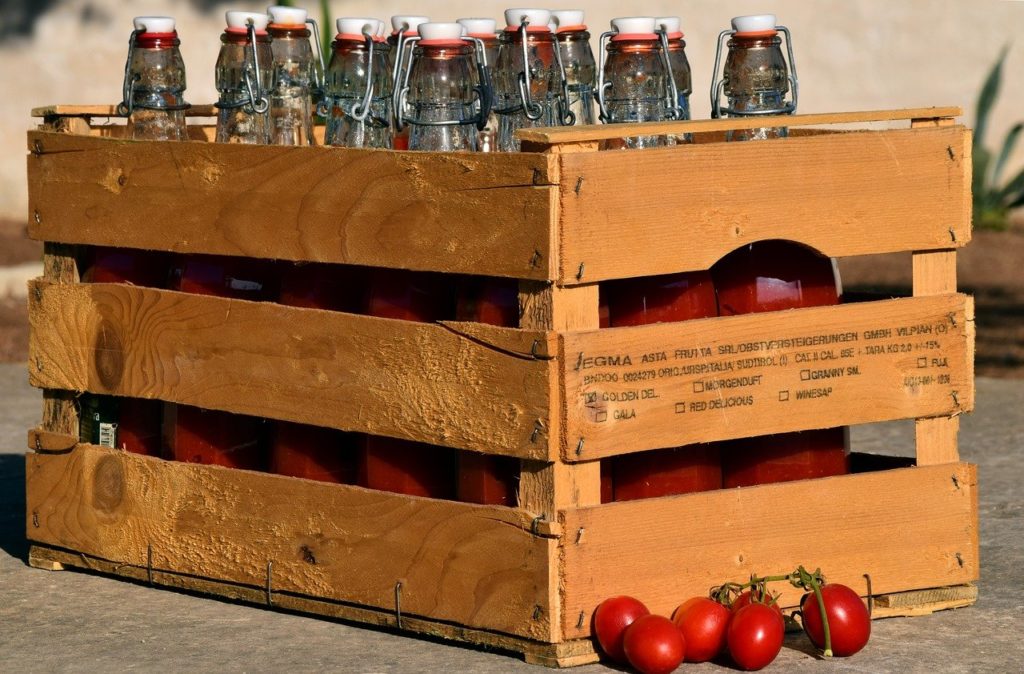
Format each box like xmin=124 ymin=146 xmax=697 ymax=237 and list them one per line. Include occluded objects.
xmin=548 ymin=21 xmax=557 ymax=32
xmin=418 ymin=22 xmax=463 ymax=41
xmin=551 ymin=10 xmax=584 ymax=28
xmin=610 ymin=16 xmax=656 ymax=35
xmin=732 ymin=14 xmax=776 ymax=34
xmin=391 ymin=15 xmax=429 ymax=33
xmin=226 ymin=11 xmax=270 ymax=31
xmin=375 ymin=20 xmax=387 ymax=38
xmin=457 ymin=18 xmax=496 ymax=36
xmin=504 ymin=9 xmax=552 ymax=29
xmin=267 ymin=6 xmax=306 ymax=25
xmin=655 ymin=16 xmax=680 ymax=33
xmin=133 ymin=16 xmax=175 ymax=33
xmin=336 ymin=17 xmax=377 ymax=36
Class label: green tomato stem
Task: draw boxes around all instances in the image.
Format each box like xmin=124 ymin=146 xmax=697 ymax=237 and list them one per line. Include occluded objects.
xmin=802 ymin=567 xmax=832 ymax=658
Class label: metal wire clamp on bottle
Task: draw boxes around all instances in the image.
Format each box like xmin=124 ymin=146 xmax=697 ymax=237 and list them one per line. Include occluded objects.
xmin=655 ymin=25 xmax=682 ymax=121
xmin=117 ymin=28 xmax=191 ymax=117
xmin=306 ymin=17 xmax=327 ymax=107
xmin=214 ymin=21 xmax=269 ymax=115
xmin=710 ymin=24 xmax=799 ymax=118
xmin=492 ymin=16 xmax=572 ymax=123
xmin=393 ymin=36 xmax=494 ymax=134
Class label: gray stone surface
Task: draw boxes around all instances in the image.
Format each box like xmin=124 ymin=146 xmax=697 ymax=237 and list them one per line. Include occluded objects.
xmin=1 ymin=362 xmax=1021 ymax=672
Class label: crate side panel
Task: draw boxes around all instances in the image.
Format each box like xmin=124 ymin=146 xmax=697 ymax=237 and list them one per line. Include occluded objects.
xmin=560 ymin=462 xmax=977 ymax=638
xmin=562 ymin=294 xmax=972 ymax=460
xmin=28 ymin=281 xmax=554 ymax=459
xmin=25 ymin=445 xmax=557 ymax=641
xmin=26 ymin=131 xmax=557 ymax=280
xmin=559 ymin=126 xmax=969 ymax=283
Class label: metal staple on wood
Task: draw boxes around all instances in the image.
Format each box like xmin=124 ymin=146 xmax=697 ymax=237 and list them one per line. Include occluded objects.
xmin=394 ymin=581 xmax=403 ymax=629
xmin=265 ymin=560 xmax=274 ymax=606
xmin=863 ymin=573 xmax=873 ymax=617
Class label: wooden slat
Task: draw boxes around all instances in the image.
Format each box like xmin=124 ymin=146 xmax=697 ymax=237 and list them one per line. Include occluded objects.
xmin=27 ymin=543 xmax=599 ymax=666
xmin=871 ymin=584 xmax=977 ymax=618
xmin=26 ymin=130 xmax=557 ymax=280
xmin=38 ymin=243 xmax=80 ymax=440
xmin=559 ymin=462 xmax=978 ymax=638
xmin=32 ymin=104 xmax=219 ymax=118
xmin=561 ymin=294 xmax=973 ymax=461
xmin=516 ymin=107 xmax=962 ymax=144
xmin=28 ymin=281 xmax=555 ymax=459
xmin=912 ymin=249 xmax=967 ymax=465
xmin=25 ymin=444 xmax=558 ymax=641
xmin=557 ymin=125 xmax=970 ymax=284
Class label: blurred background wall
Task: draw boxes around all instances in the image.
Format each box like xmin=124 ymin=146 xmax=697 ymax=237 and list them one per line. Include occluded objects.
xmin=1 ymin=0 xmax=1022 ymax=220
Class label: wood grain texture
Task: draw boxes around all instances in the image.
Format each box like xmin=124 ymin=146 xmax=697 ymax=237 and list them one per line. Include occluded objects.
xmin=870 ymin=583 xmax=977 ymax=618
xmin=32 ymin=104 xmax=219 ymax=118
xmin=912 ymin=249 xmax=967 ymax=465
xmin=26 ymin=444 xmax=557 ymax=641
xmin=28 ymin=281 xmax=555 ymax=459
xmin=27 ymin=543 xmax=598 ymax=666
xmin=559 ymin=462 xmax=978 ymax=638
xmin=561 ymin=295 xmax=974 ymax=461
xmin=39 ymin=242 xmax=80 ymax=439
xmin=27 ymin=130 xmax=557 ymax=280
xmin=515 ymin=107 xmax=962 ymax=144
xmin=557 ymin=126 xmax=970 ymax=284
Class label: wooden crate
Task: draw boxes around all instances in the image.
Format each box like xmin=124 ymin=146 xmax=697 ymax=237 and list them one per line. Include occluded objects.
xmin=25 ymin=105 xmax=978 ymax=667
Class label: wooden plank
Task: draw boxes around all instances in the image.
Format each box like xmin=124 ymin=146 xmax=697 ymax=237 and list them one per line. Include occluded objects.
xmin=871 ymin=583 xmax=977 ymax=618
xmin=557 ymin=125 xmax=970 ymax=284
xmin=912 ymin=250 xmax=968 ymax=465
xmin=26 ymin=444 xmax=558 ymax=641
xmin=559 ymin=462 xmax=978 ymax=638
xmin=32 ymin=104 xmax=219 ymax=118
xmin=516 ymin=107 xmax=962 ymax=144
xmin=28 ymin=543 xmax=597 ymax=667
xmin=561 ymin=294 xmax=973 ymax=461
xmin=28 ymin=281 xmax=555 ymax=459
xmin=38 ymin=243 xmax=80 ymax=440
xmin=26 ymin=130 xmax=557 ymax=280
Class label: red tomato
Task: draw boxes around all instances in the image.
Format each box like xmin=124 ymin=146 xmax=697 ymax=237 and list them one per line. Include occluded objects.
xmin=623 ymin=614 xmax=686 ymax=674
xmin=727 ymin=603 xmax=785 ymax=671
xmin=592 ymin=596 xmax=650 ymax=663
xmin=801 ymin=584 xmax=871 ymax=657
xmin=731 ymin=589 xmax=784 ymax=619
xmin=672 ymin=597 xmax=730 ymax=662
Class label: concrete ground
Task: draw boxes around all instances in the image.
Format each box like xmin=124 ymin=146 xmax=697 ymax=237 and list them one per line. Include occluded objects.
xmin=1 ymin=362 xmax=1021 ymax=673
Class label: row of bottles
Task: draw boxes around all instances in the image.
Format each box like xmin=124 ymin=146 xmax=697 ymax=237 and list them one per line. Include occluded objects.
xmin=88 ymin=10 xmax=848 ymax=506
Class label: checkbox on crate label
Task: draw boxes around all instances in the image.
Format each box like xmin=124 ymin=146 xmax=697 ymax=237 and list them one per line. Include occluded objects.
xmin=779 ymin=390 xmax=790 ymax=402
xmin=595 ymin=410 xmax=608 ymax=423
xmin=692 ymin=381 xmax=705 ymax=393
xmin=800 ymin=370 xmax=811 ymax=381
xmin=917 ymin=357 xmax=928 ymax=368
xmin=675 ymin=402 xmax=686 ymax=414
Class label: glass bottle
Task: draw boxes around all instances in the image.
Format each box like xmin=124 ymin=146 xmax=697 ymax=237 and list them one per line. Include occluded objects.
xmin=655 ymin=16 xmax=692 ymax=143
xmin=493 ymin=8 xmax=573 ymax=151
xmin=394 ymin=22 xmax=490 ymax=152
xmin=388 ymin=16 xmax=429 ymax=151
xmin=120 ymin=16 xmax=189 ymax=141
xmin=604 ymin=271 xmax=722 ymax=501
xmin=83 ymin=16 xmax=183 ymax=456
xmin=360 ymin=269 xmax=457 ymax=499
xmin=597 ymin=17 xmax=677 ymax=149
xmin=266 ymin=5 xmax=320 ymax=146
xmin=215 ymin=11 xmax=272 ymax=144
xmin=551 ymin=10 xmax=596 ymax=126
xmin=709 ymin=14 xmax=849 ymax=487
xmin=457 ymin=18 xmax=500 ymax=151
xmin=324 ymin=18 xmax=393 ymax=148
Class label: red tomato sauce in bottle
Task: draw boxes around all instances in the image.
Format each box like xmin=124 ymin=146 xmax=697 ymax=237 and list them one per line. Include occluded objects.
xmin=269 ymin=263 xmax=362 ymax=482
xmin=712 ymin=241 xmax=850 ymax=487
xmin=360 ymin=269 xmax=456 ymax=498
xmin=603 ymin=272 xmax=723 ymax=501
xmin=81 ymin=246 xmax=170 ymax=456
xmin=455 ymin=277 xmax=520 ymax=506
xmin=163 ymin=253 xmax=276 ymax=469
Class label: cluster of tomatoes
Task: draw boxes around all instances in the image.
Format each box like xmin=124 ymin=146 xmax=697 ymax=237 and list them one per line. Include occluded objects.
xmin=592 ymin=568 xmax=871 ymax=673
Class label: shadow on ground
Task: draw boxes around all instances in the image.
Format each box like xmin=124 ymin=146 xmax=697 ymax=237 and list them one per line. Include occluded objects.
xmin=0 ymin=453 xmax=27 ymax=562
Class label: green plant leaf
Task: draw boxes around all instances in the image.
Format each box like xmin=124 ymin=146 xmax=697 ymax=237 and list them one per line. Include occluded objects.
xmin=974 ymin=46 xmax=1008 ymax=153
xmin=999 ymin=165 xmax=1024 ymax=205
xmin=993 ymin=123 xmax=1024 ymax=186
xmin=973 ymin=146 xmax=992 ymax=201
xmin=321 ymin=0 xmax=332 ymax=58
